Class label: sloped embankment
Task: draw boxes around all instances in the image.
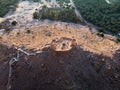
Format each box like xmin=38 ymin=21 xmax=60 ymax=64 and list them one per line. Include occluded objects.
xmin=0 ymin=43 xmax=120 ymax=90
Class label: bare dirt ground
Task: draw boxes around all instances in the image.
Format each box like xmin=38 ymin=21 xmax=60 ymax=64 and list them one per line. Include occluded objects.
xmin=1 ymin=21 xmax=120 ymax=57
xmin=0 ymin=20 xmax=120 ymax=90
xmin=0 ymin=21 xmax=120 ymax=90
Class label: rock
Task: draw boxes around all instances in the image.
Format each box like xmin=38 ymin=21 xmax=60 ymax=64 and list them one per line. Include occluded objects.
xmin=50 ymin=37 xmax=77 ymax=51
xmin=41 ymin=63 xmax=45 ymax=68
xmin=0 ymin=29 xmax=5 ymax=35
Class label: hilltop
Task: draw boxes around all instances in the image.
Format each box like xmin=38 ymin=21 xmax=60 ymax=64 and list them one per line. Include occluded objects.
xmin=0 ymin=0 xmax=120 ymax=90
xmin=0 ymin=22 xmax=120 ymax=89
xmin=1 ymin=20 xmax=120 ymax=57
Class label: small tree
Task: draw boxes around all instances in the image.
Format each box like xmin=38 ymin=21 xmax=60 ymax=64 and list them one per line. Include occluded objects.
xmin=97 ymin=32 xmax=104 ymax=37
xmin=33 ymin=12 xmax=39 ymax=19
xmin=26 ymin=30 xmax=31 ymax=34
xmin=11 ymin=21 xmax=17 ymax=26
xmin=116 ymin=38 xmax=120 ymax=43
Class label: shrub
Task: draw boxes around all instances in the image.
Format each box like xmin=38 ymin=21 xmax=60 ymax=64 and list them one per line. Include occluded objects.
xmin=98 ymin=28 xmax=104 ymax=32
xmin=97 ymin=32 xmax=104 ymax=37
xmin=33 ymin=12 xmax=39 ymax=19
xmin=16 ymin=32 xmax=20 ymax=36
xmin=116 ymin=38 xmax=120 ymax=43
xmin=26 ymin=30 xmax=31 ymax=34
xmin=11 ymin=21 xmax=17 ymax=26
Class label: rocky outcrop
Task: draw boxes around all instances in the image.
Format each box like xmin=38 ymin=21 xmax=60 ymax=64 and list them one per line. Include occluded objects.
xmin=50 ymin=37 xmax=76 ymax=51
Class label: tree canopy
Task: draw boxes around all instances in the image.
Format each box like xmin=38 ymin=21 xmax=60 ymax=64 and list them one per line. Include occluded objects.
xmin=74 ymin=0 xmax=120 ymax=34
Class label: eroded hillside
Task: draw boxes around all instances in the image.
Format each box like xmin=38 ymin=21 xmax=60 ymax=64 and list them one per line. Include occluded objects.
xmin=0 ymin=39 xmax=120 ymax=90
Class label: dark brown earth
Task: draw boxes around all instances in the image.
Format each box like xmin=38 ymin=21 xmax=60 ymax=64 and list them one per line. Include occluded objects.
xmin=0 ymin=44 xmax=120 ymax=90
xmin=0 ymin=21 xmax=120 ymax=90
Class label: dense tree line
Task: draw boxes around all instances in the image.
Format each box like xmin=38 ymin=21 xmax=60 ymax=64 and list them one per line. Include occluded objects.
xmin=0 ymin=0 xmax=40 ymax=17
xmin=0 ymin=0 xmax=19 ymax=17
xmin=57 ymin=0 xmax=70 ymax=5
xmin=40 ymin=4 xmax=81 ymax=23
xmin=74 ymin=0 xmax=120 ymax=34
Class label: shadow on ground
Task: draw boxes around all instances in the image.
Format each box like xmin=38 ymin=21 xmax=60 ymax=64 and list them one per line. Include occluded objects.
xmin=0 ymin=44 xmax=120 ymax=90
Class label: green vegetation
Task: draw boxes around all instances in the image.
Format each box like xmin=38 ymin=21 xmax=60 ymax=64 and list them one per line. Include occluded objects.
xmin=74 ymin=0 xmax=120 ymax=34
xmin=57 ymin=0 xmax=70 ymax=5
xmin=116 ymin=38 xmax=120 ymax=43
xmin=16 ymin=32 xmax=20 ymax=37
xmin=11 ymin=21 xmax=17 ymax=26
xmin=32 ymin=0 xmax=40 ymax=2
xmin=0 ymin=0 xmax=19 ymax=17
xmin=26 ymin=30 xmax=31 ymax=34
xmin=98 ymin=28 xmax=104 ymax=33
xmin=41 ymin=2 xmax=81 ymax=23
xmin=33 ymin=12 xmax=40 ymax=19
xmin=97 ymin=32 xmax=104 ymax=37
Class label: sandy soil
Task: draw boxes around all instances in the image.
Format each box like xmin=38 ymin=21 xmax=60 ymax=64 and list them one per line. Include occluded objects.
xmin=1 ymin=20 xmax=120 ymax=57
xmin=0 ymin=0 xmax=119 ymax=57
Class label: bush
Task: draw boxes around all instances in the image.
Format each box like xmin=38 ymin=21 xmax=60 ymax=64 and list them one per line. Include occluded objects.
xmin=11 ymin=21 xmax=17 ymax=26
xmin=0 ymin=36 xmax=2 ymax=41
xmin=116 ymin=38 xmax=120 ymax=43
xmin=97 ymin=32 xmax=104 ymax=37
xmin=33 ymin=12 xmax=39 ymax=19
xmin=16 ymin=32 xmax=20 ymax=35
xmin=26 ymin=30 xmax=31 ymax=34
xmin=98 ymin=28 xmax=104 ymax=32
